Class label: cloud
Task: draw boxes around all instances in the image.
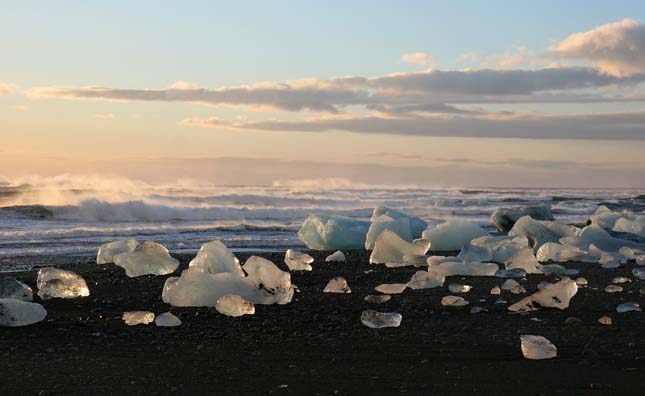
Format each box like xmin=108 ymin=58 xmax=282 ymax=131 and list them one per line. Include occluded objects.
xmin=0 ymin=84 xmax=16 ymax=95
xmin=10 ymin=104 xmax=29 ymax=112
xmin=401 ymin=52 xmax=433 ymax=65
xmin=551 ymin=19 xmax=645 ymax=76
xmin=94 ymin=113 xmax=114 ymax=119
xmin=181 ymin=110 xmax=645 ymax=140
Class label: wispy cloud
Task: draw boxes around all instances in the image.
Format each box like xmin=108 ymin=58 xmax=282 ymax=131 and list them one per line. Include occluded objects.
xmin=10 ymin=104 xmax=29 ymax=112
xmin=0 ymin=83 xmax=16 ymax=95
xmin=94 ymin=113 xmax=114 ymax=119
xmin=401 ymin=52 xmax=433 ymax=65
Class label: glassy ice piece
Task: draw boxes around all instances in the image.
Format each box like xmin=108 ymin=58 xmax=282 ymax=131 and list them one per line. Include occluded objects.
xmin=154 ymin=312 xmax=182 ymax=327
xmin=501 ymin=279 xmax=520 ymax=290
xmin=509 ymin=216 xmax=578 ymax=251
xmin=325 ymin=251 xmax=346 ymax=263
xmin=369 ymin=230 xmax=430 ymax=264
xmin=598 ymin=316 xmax=612 ymax=325
xmin=375 ymin=283 xmax=407 ymax=294
xmin=96 ymin=239 xmax=139 ymax=264
xmin=189 ymin=240 xmax=244 ymax=276
xmin=423 ymin=221 xmax=489 ymax=252
xmin=403 ymin=254 xmax=429 ymax=266
xmin=216 ymin=294 xmax=255 ymax=317
xmin=284 ymin=249 xmax=314 ymax=271
xmin=365 ymin=215 xmax=413 ymax=250
xmin=298 ymin=213 xmax=370 ymax=250
xmin=364 ymin=294 xmax=391 ymax=304
xmin=370 ymin=207 xmax=428 ymax=237
xmin=0 ymin=298 xmax=47 ymax=326
xmin=448 ymin=283 xmax=472 ymax=293
xmin=636 ymin=255 xmax=645 ymax=265
xmin=612 ymin=277 xmax=631 ymax=284
xmin=508 ymin=278 xmax=578 ymax=312
xmin=406 ymin=271 xmax=444 ymax=290
xmin=37 ymin=268 xmax=90 ymax=300
xmin=491 ymin=286 xmax=501 ymax=295
xmin=457 ymin=244 xmax=493 ymax=263
xmin=568 ymin=225 xmax=645 ymax=252
xmin=470 ymin=306 xmax=487 ymax=314
xmin=441 ymin=295 xmax=469 ymax=307
xmin=536 ymin=243 xmax=587 ymax=263
xmin=589 ymin=209 xmax=625 ymax=229
xmin=520 ymin=335 xmax=557 ymax=360
xmin=616 ymin=302 xmax=641 ymax=313
xmin=575 ymin=277 xmax=588 ymax=286
xmin=505 ymin=248 xmax=543 ymax=274
xmin=360 ymin=310 xmax=402 ymax=328
xmin=385 ymin=262 xmax=413 ymax=268
xmin=613 ymin=216 xmax=645 ymax=237
xmin=122 ymin=311 xmax=155 ymax=326
xmin=323 ymin=277 xmax=351 ymax=293
xmin=540 ymin=264 xmax=566 ymax=276
xmin=114 ymin=241 xmax=179 ymax=277
xmin=605 ymin=285 xmax=623 ymax=293
xmin=0 ymin=277 xmax=33 ymax=301
xmin=495 ymin=268 xmax=527 ymax=278
xmin=430 ymin=261 xmax=499 ymax=277
xmin=633 ymin=268 xmax=645 ymax=280
xmin=491 ymin=205 xmax=555 ymax=232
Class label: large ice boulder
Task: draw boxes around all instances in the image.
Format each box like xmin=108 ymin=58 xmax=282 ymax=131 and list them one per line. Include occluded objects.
xmin=369 ymin=230 xmax=430 ymax=264
xmin=37 ymin=268 xmax=90 ymax=300
xmin=422 ymin=220 xmax=489 ymax=252
xmin=564 ymin=224 xmax=645 ymax=252
xmin=589 ymin=206 xmax=628 ymax=229
xmin=491 ymin=205 xmax=555 ymax=232
xmin=535 ymin=242 xmax=588 ymax=263
xmin=113 ymin=241 xmax=180 ymax=277
xmin=0 ymin=277 xmax=33 ymax=301
xmin=0 ymin=299 xmax=47 ymax=326
xmin=96 ymin=239 xmax=139 ymax=264
xmin=162 ymin=255 xmax=294 ymax=307
xmin=613 ymin=216 xmax=645 ymax=237
xmin=367 ymin=207 xmax=427 ymax=244
xmin=189 ymin=240 xmax=244 ymax=276
xmin=365 ymin=215 xmax=413 ymax=250
xmin=508 ymin=278 xmax=578 ymax=312
xmin=505 ymin=248 xmax=543 ymax=274
xmin=508 ymin=216 xmax=578 ymax=251
xmin=298 ymin=213 xmax=370 ymax=250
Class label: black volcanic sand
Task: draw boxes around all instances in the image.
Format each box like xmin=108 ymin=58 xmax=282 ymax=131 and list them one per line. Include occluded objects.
xmin=1 ymin=251 xmax=644 ymax=396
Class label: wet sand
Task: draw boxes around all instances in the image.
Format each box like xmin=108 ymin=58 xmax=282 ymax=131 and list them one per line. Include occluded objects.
xmin=1 ymin=251 xmax=644 ymax=395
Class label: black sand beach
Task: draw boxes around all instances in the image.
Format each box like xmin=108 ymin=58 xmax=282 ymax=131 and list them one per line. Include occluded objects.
xmin=1 ymin=251 xmax=644 ymax=396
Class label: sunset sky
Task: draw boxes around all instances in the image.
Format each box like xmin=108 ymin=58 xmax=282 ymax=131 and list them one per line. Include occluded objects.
xmin=2 ymin=1 xmax=645 ymax=187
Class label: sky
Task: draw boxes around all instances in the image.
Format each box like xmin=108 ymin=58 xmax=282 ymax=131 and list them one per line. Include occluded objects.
xmin=2 ymin=1 xmax=645 ymax=187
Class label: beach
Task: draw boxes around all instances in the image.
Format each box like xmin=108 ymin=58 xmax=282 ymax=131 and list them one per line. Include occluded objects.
xmin=1 ymin=250 xmax=644 ymax=395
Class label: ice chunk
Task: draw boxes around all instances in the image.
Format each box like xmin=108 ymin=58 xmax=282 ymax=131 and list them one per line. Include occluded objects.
xmin=501 ymin=279 xmax=520 ymax=290
xmin=215 ymin=294 xmax=255 ymax=317
xmin=616 ymin=302 xmax=641 ymax=313
xmin=323 ymin=277 xmax=351 ymax=293
xmin=598 ymin=316 xmax=612 ymax=325
xmin=122 ymin=311 xmax=155 ymax=326
xmin=155 ymin=312 xmax=182 ymax=327
xmin=509 ymin=216 xmax=578 ymax=251
xmin=375 ymin=283 xmax=407 ymax=294
xmin=490 ymin=286 xmax=501 ymax=295
xmin=508 ymin=278 xmax=578 ymax=312
xmin=441 ymin=295 xmax=469 ymax=307
xmin=0 ymin=299 xmax=47 ymax=326
xmin=520 ymin=335 xmax=557 ymax=360
xmin=448 ymin=283 xmax=472 ymax=293
xmin=370 ymin=206 xmax=428 ymax=237
xmin=589 ymin=209 xmax=626 ymax=229
xmin=37 ymin=268 xmax=89 ymax=300
xmin=365 ymin=215 xmax=413 ymax=250
xmin=540 ymin=264 xmax=566 ymax=276
xmin=364 ymin=294 xmax=391 ymax=304
xmin=189 ymin=240 xmax=244 ymax=276
xmin=495 ymin=268 xmax=527 ymax=278
xmin=360 ymin=310 xmax=402 ymax=328
xmin=429 ymin=261 xmax=499 ymax=277
xmin=113 ymin=241 xmax=179 ymax=277
xmin=633 ymin=268 xmax=645 ymax=280
xmin=0 ymin=277 xmax=33 ymax=301
xmin=605 ymin=285 xmax=623 ymax=293
xmin=422 ymin=221 xmax=489 ymax=252
xmin=298 ymin=213 xmax=370 ymax=250
xmin=403 ymin=254 xmax=429 ymax=266
xmin=637 ymin=255 xmax=645 ymax=265
xmin=491 ymin=205 xmax=555 ymax=232
xmin=613 ymin=216 xmax=645 ymax=237
xmin=406 ymin=271 xmax=445 ymax=290
xmin=566 ymin=225 xmax=645 ymax=253
xmin=575 ymin=277 xmax=588 ymax=286
xmin=612 ymin=276 xmax=631 ymax=284
xmin=162 ymin=256 xmax=294 ymax=307
xmin=470 ymin=306 xmax=487 ymax=314
xmin=325 ymin=251 xmax=346 ymax=262
xmin=284 ymin=249 xmax=314 ymax=271
xmin=457 ymin=244 xmax=493 ymax=263
xmin=536 ymin=242 xmax=587 ymax=263
xmin=505 ymin=248 xmax=543 ymax=274
xmin=96 ymin=239 xmax=139 ymax=264
xmin=369 ymin=230 xmax=430 ymax=264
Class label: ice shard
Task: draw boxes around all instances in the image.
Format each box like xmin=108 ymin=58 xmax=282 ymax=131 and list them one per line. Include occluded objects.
xmin=0 ymin=277 xmax=33 ymax=301
xmin=113 ymin=241 xmax=180 ymax=277
xmin=189 ymin=240 xmax=244 ymax=276
xmin=0 ymin=299 xmax=47 ymax=326
xmin=122 ymin=311 xmax=155 ymax=326
xmin=520 ymin=335 xmax=557 ymax=360
xmin=96 ymin=239 xmax=139 ymax=264
xmin=369 ymin=230 xmax=430 ymax=264
xmin=37 ymin=268 xmax=90 ymax=300
xmin=360 ymin=310 xmax=402 ymax=328
xmin=508 ymin=278 xmax=578 ymax=312
xmin=284 ymin=249 xmax=314 ymax=271
xmin=323 ymin=277 xmax=351 ymax=293
xmin=215 ymin=294 xmax=255 ymax=317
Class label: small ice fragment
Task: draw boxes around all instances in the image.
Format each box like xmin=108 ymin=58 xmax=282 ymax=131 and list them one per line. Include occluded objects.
xmin=605 ymin=285 xmax=623 ymax=293
xmin=364 ymin=295 xmax=391 ymax=304
xmin=612 ymin=277 xmax=631 ymax=284
xmin=632 ymin=268 xmax=645 ymax=280
xmin=575 ymin=277 xmax=588 ymax=286
xmin=520 ymin=335 xmax=557 ymax=360
xmin=441 ymin=295 xmax=469 ymax=307
xmin=470 ymin=306 xmax=487 ymax=314
xmin=637 ymin=256 xmax=645 ymax=265
xmin=375 ymin=283 xmax=407 ymax=294
xmin=215 ymin=294 xmax=255 ymax=317
xmin=495 ymin=268 xmax=527 ymax=278
xmin=403 ymin=254 xmax=429 ymax=266
xmin=284 ymin=249 xmax=314 ymax=271
xmin=323 ymin=277 xmax=351 ymax=293
xmin=325 ymin=251 xmax=346 ymax=263
xmin=406 ymin=271 xmax=444 ymax=290
xmin=0 ymin=277 xmax=33 ymax=301
xmin=598 ymin=316 xmax=612 ymax=325
xmin=0 ymin=299 xmax=47 ymax=326
xmin=448 ymin=283 xmax=472 ymax=294
xmin=540 ymin=264 xmax=566 ymax=276
xmin=96 ymin=239 xmax=139 ymax=264
xmin=360 ymin=310 xmax=402 ymax=328
xmin=113 ymin=241 xmax=179 ymax=277
xmin=490 ymin=286 xmax=501 ymax=295
xmin=37 ymin=268 xmax=90 ymax=300
xmin=122 ymin=311 xmax=155 ymax=326
xmin=189 ymin=240 xmax=244 ymax=276
xmin=501 ymin=279 xmax=520 ymax=290
xmin=154 ymin=312 xmax=182 ymax=327
xmin=508 ymin=278 xmax=578 ymax=312
xmin=431 ymin=261 xmax=499 ymax=277
xmin=616 ymin=302 xmax=641 ymax=313
xmin=565 ymin=317 xmax=582 ymax=325
xmin=385 ymin=262 xmax=413 ymax=268
xmin=537 ymin=281 xmax=549 ymax=289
